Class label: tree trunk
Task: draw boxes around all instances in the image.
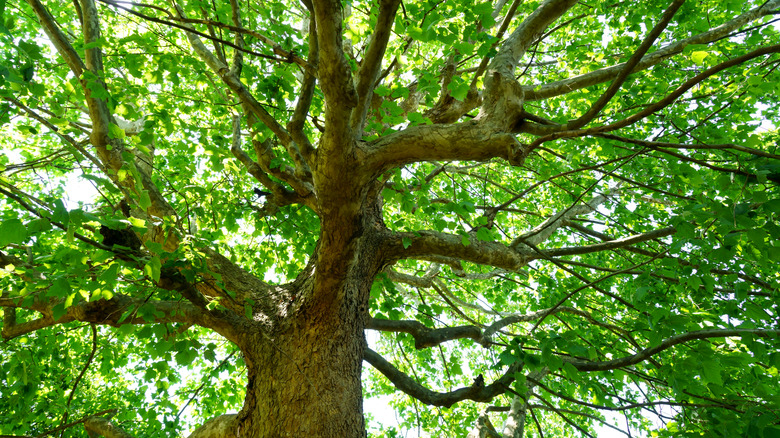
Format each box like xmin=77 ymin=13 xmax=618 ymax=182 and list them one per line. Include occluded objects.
xmin=230 ymin=279 xmax=370 ymax=437
xmin=187 ymin=184 xmax=383 ymax=438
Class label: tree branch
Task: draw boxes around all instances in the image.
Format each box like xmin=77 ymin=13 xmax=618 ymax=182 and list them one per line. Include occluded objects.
xmin=229 ymin=115 xmax=315 ymax=208
xmin=0 ymin=290 xmax=240 ymax=342
xmin=365 ymin=122 xmax=528 ymax=174
xmin=529 ymin=44 xmax=780 ymax=147
xmin=97 ymin=0 xmax=314 ymax=71
xmin=23 ymin=0 xmax=86 ymax=77
xmin=568 ymin=329 xmax=780 ymax=372
xmin=350 ymin=0 xmax=402 ymax=136
xmin=80 ymin=0 xmax=114 ymax=150
xmin=227 ymin=0 xmax=244 ymax=76
xmin=367 ymin=303 xmax=635 ymax=351
xmin=311 ymin=0 xmax=357 ymax=135
xmin=364 ymin=347 xmax=519 ymax=407
xmin=24 ymin=0 xmax=120 ymax=169
xmin=595 ymin=133 xmax=780 ymax=160
xmin=545 ymin=226 xmax=676 ymax=257
xmin=287 ymin=8 xmax=318 ymax=160
xmin=385 ymin=229 xmax=532 ymax=272
xmin=83 ymin=416 xmax=134 ymax=438
xmin=565 ymin=0 xmax=685 ymax=130
xmin=1 ymin=96 xmax=105 ymax=172
xmin=367 ymin=318 xmax=483 ymax=349
xmin=60 ymin=324 xmax=99 ymax=428
xmin=522 ymin=0 xmax=780 ymax=101
xmin=480 ymin=0 xmax=578 ymax=128
xmin=186 ymin=414 xmax=238 ymax=438
xmin=174 ymin=5 xmax=295 ymax=149
xmin=510 ymin=189 xmax=614 ymax=248
xmin=469 ymin=0 xmax=525 ymax=89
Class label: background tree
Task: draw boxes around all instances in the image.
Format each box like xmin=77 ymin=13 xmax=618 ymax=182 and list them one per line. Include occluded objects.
xmin=1 ymin=0 xmax=779 ymax=436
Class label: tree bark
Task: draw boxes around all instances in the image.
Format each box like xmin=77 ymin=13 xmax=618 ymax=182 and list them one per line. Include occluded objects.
xmin=234 ymin=310 xmax=367 ymax=437
xmin=185 ymin=268 xmax=372 ymax=438
xmin=225 ymin=213 xmax=383 ymax=437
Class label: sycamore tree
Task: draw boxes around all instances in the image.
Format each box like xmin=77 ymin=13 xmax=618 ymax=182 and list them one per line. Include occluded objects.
xmin=2 ymin=0 xmax=780 ymax=436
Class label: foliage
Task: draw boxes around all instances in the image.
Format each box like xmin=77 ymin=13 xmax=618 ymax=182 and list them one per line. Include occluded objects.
xmin=1 ymin=0 xmax=780 ymax=436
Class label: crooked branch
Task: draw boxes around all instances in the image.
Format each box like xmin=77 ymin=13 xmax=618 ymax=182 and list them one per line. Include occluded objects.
xmin=364 ymin=347 xmax=520 ymax=407
xmin=567 ymin=328 xmax=780 ymax=372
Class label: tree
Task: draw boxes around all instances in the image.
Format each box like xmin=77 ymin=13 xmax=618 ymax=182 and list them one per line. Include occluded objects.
xmin=1 ymin=0 xmax=779 ymax=435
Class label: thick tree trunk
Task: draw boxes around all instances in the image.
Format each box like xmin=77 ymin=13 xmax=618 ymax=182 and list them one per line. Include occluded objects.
xmin=236 ymin=319 xmax=366 ymax=437
xmin=228 ymin=264 xmax=373 ymax=438
xmin=188 ymin=188 xmax=383 ymax=438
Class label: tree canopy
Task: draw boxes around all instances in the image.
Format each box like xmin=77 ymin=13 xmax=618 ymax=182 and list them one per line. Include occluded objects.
xmin=1 ymin=0 xmax=780 ymax=436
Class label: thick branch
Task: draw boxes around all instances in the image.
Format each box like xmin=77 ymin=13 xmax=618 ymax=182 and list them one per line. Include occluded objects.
xmin=27 ymin=0 xmax=175 ymax=233
xmin=481 ymin=0 xmax=578 ymax=126
xmin=81 ymin=0 xmax=114 ymax=149
xmin=545 ymin=226 xmax=676 ymax=257
xmin=312 ymin=0 xmax=357 ymax=134
xmin=25 ymin=0 xmax=120 ymax=167
xmin=176 ymin=7 xmax=315 ymax=192
xmin=187 ymin=414 xmax=238 ymax=438
xmin=364 ymin=347 xmax=518 ymax=407
xmin=488 ymin=0 xmax=578 ymax=79
xmin=469 ymin=0 xmax=525 ymax=88
xmin=24 ymin=0 xmax=86 ymax=77
xmin=0 ymin=292 xmax=239 ymax=342
xmin=365 ymin=122 xmax=528 ymax=173
xmin=84 ymin=416 xmax=134 ymax=438
xmin=385 ymin=229 xmax=532 ymax=272
xmin=367 ymin=318 xmax=483 ymax=349
xmin=367 ymin=305 xmax=631 ymax=350
xmin=350 ymin=0 xmax=402 ymax=135
xmin=288 ymin=11 xmax=318 ymax=159
xmin=384 ymin=217 xmax=669 ymax=273
xmin=227 ymin=0 xmax=244 ymax=76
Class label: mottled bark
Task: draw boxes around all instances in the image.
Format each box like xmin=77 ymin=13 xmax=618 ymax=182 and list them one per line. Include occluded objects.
xmin=235 ymin=310 xmax=367 ymax=437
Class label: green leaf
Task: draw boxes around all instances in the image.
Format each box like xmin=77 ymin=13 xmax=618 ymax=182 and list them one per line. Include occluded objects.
xmin=51 ymin=199 xmax=69 ymax=227
xmin=51 ymin=303 xmax=68 ymax=321
xmin=21 ymin=65 xmax=33 ymax=82
xmin=690 ymin=51 xmax=709 ymax=64
xmin=144 ymin=256 xmax=161 ymax=282
xmin=453 ymin=41 xmax=473 ymax=56
xmin=374 ymin=84 xmax=391 ymax=96
xmin=84 ymin=78 xmax=110 ymax=100
xmin=48 ymin=277 xmax=72 ymax=298
xmin=26 ymin=217 xmax=51 ymax=234
xmin=0 ymin=218 xmax=27 ymax=245
xmin=476 ymin=227 xmax=492 ymax=242
xmin=701 ymin=360 xmax=723 ymax=386
xmin=17 ymin=39 xmax=43 ymax=60
xmin=447 ymin=77 xmax=470 ymax=102
xmin=138 ymin=190 xmax=151 ymax=210
xmin=108 ymin=123 xmax=126 ymax=139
